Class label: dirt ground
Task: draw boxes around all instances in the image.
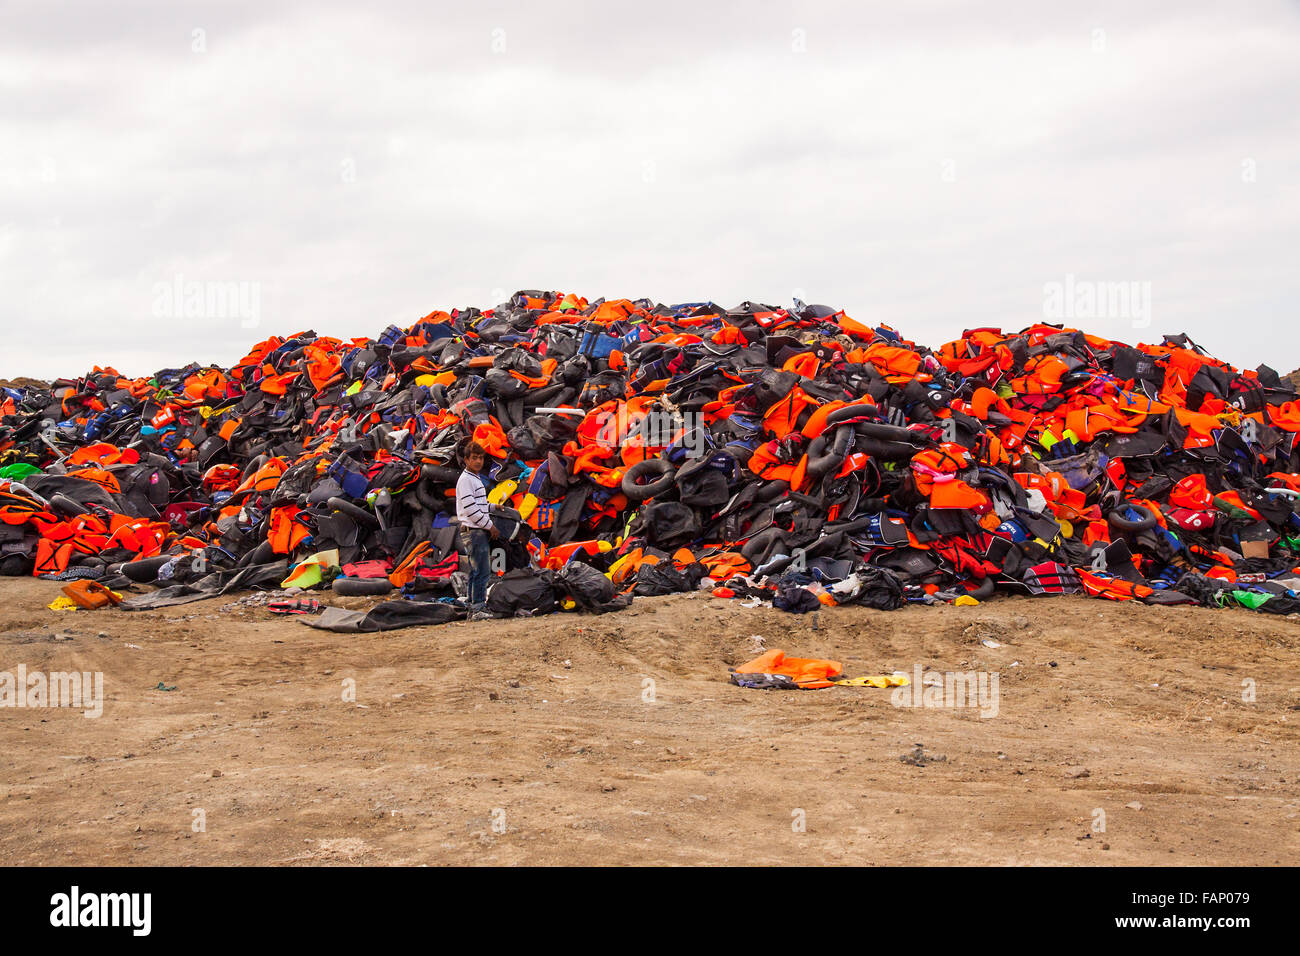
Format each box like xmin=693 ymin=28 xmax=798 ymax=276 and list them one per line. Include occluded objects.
xmin=1 ymin=576 xmax=1298 ymax=866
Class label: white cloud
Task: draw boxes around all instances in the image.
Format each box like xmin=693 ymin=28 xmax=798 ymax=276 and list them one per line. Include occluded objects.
xmin=2 ymin=0 xmax=1299 ymax=379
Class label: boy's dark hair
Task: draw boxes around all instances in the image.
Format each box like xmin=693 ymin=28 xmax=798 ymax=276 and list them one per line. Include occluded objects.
xmin=464 ymin=440 xmax=486 ymax=460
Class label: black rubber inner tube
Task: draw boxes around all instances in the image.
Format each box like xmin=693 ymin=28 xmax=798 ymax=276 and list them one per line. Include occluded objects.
xmin=120 ymin=554 xmax=173 ymax=583
xmin=327 ymin=496 xmax=381 ymax=528
xmin=332 ymin=576 xmax=394 ymax=596
xmin=240 ymin=454 xmax=268 ymax=483
xmin=421 ymin=464 xmax=461 ymax=484
xmin=621 ymin=458 xmax=675 ymax=501
xmin=413 ymin=478 xmax=444 ymax=512
xmin=803 ymin=529 xmax=847 ymax=558
xmin=526 ymin=382 xmax=567 ymax=407
xmin=825 ymin=515 xmax=875 ymax=535
xmin=236 ymin=539 xmax=275 ymax=568
xmin=854 ymin=421 xmax=924 ymax=444
xmin=48 ymin=493 xmax=89 ymax=517
xmin=823 ymin=403 xmax=884 ymax=427
xmin=853 ymin=436 xmax=920 ymax=461
xmin=741 ymin=527 xmax=788 ymax=566
xmin=1107 ymin=502 xmax=1157 ymax=532
xmin=961 ymin=576 xmax=996 ymax=600
xmin=806 ymin=426 xmax=852 ymax=478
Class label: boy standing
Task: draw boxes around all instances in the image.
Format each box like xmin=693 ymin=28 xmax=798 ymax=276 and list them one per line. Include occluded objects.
xmin=456 ymin=441 xmax=499 ymax=611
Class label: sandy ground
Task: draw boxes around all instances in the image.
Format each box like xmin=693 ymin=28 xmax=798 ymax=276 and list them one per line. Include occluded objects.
xmin=1 ymin=576 xmax=1298 ymax=866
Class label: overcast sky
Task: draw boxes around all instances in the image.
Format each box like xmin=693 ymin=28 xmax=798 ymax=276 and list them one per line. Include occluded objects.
xmin=2 ymin=0 xmax=1298 ymax=380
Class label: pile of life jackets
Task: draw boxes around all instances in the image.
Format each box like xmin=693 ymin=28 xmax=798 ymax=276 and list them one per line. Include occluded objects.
xmin=4 ymin=290 xmax=1300 ymax=618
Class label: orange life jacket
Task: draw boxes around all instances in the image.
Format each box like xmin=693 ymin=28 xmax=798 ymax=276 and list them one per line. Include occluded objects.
xmin=1077 ymin=570 xmax=1153 ymax=601
xmin=268 ymin=506 xmax=310 ymax=555
xmin=733 ymin=649 xmax=843 ymax=689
